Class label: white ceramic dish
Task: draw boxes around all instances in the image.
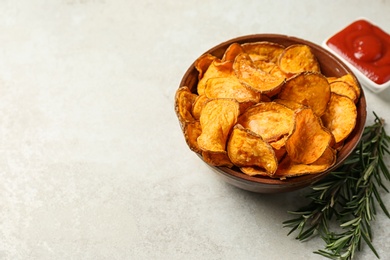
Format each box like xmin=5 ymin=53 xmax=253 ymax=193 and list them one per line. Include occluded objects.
xmin=322 ymin=18 xmax=390 ymax=93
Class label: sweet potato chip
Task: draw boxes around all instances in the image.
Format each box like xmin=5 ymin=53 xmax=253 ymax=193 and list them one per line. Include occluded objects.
xmin=227 ymin=125 xmax=277 ymax=175
xmin=197 ymin=99 xmax=239 ymax=152
xmin=329 ymin=80 xmax=358 ymax=103
xmin=233 ymin=53 xmax=285 ymax=93
xmin=175 ymin=86 xmax=198 ymax=126
xmin=197 ymin=60 xmax=234 ymax=95
xmin=222 ymin=42 xmax=244 ymax=62
xmin=238 ymin=101 xmax=295 ymax=143
xmin=183 ymin=121 xmax=202 ymax=153
xmin=204 ymin=77 xmax=260 ymax=103
xmin=175 ymin=88 xmax=202 ymax=153
xmin=240 ymin=166 xmax=268 ymax=177
xmin=278 ymin=44 xmax=321 ymax=74
xmin=241 ymin=41 xmax=285 ymax=63
xmin=328 ymin=74 xmax=360 ymax=101
xmin=275 ymin=146 xmax=336 ymax=178
xmin=269 ymin=135 xmax=289 ymax=150
xmin=240 ymin=146 xmax=287 ymax=176
xmin=286 ymin=108 xmax=333 ymax=164
xmin=202 ymin=150 xmax=233 ymax=168
xmin=278 ymin=72 xmax=331 ymax=116
xmin=195 ymin=53 xmax=217 ymax=80
xmin=321 ymin=93 xmax=357 ymax=144
xmin=192 ymin=94 xmax=208 ymax=120
xmin=338 ymin=74 xmax=361 ymax=99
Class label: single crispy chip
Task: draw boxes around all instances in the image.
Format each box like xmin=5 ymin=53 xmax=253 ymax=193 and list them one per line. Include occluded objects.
xmin=197 ymin=60 xmax=234 ymax=95
xmin=286 ymin=108 xmax=333 ymax=164
xmin=222 ymin=43 xmax=244 ymax=62
xmin=204 ymin=77 xmax=260 ymax=103
xmin=175 ymin=86 xmax=198 ymax=126
xmin=328 ymin=74 xmax=361 ymax=102
xmin=175 ymin=87 xmax=202 ymax=154
xmin=326 ymin=76 xmax=338 ymax=82
xmin=183 ymin=121 xmax=202 ymax=154
xmin=329 ymin=80 xmax=358 ymax=103
xmin=202 ymin=150 xmax=233 ymax=168
xmin=195 ymin=53 xmax=217 ymax=80
xmin=278 ymin=44 xmax=321 ymax=74
xmin=233 ymin=53 xmax=285 ymax=93
xmin=311 ymin=146 xmax=336 ymax=166
xmin=269 ymin=135 xmax=289 ymax=150
xmin=197 ymin=99 xmax=239 ymax=152
xmin=338 ymin=74 xmax=361 ymax=99
xmin=321 ymin=93 xmax=357 ymax=144
xmin=192 ymin=94 xmax=208 ymax=120
xmin=241 ymin=41 xmax=285 ymax=63
xmin=227 ymin=125 xmax=278 ymax=175
xmin=278 ymin=72 xmax=331 ymax=116
xmin=240 ymin=166 xmax=268 ymax=177
xmin=239 ymin=147 xmax=286 ymax=177
xmin=275 ymin=146 xmax=336 ymax=178
xmin=238 ymin=101 xmax=295 ymax=143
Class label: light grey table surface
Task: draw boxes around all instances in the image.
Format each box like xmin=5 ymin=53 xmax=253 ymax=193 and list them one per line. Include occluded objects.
xmin=0 ymin=1 xmax=389 ymax=259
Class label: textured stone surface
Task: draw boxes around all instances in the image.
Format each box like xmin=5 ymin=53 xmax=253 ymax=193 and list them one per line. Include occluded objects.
xmin=0 ymin=1 xmax=389 ymax=259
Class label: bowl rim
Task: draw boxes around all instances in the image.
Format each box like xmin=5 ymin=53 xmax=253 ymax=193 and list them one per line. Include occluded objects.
xmin=179 ymin=33 xmax=367 ymax=192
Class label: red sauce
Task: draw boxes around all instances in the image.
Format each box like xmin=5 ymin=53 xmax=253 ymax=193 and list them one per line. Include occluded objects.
xmin=326 ymin=19 xmax=390 ymax=85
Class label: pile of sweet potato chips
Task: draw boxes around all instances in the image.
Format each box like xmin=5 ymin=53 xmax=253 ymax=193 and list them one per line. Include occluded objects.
xmin=175 ymin=41 xmax=359 ymax=179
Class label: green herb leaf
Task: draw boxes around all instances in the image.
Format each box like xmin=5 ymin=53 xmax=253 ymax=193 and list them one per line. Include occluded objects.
xmin=284 ymin=112 xmax=390 ymax=260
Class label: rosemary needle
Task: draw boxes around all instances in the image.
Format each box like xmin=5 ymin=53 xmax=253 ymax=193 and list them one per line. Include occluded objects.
xmin=283 ymin=112 xmax=390 ymax=260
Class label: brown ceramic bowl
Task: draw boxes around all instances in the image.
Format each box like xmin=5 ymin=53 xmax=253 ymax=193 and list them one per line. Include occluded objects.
xmin=179 ymin=34 xmax=367 ymax=193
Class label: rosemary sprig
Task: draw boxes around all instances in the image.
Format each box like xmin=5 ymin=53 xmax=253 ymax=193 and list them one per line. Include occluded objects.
xmin=283 ymin=112 xmax=390 ymax=260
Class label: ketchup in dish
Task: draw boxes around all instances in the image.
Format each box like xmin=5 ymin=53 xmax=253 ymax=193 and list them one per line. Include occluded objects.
xmin=326 ymin=19 xmax=390 ymax=85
